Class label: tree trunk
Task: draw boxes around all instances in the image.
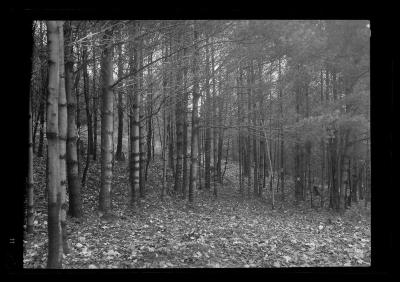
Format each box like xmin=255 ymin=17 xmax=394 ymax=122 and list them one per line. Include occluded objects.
xmin=99 ymin=28 xmax=114 ymax=214
xmin=129 ymin=22 xmax=140 ymax=206
xmin=81 ymin=42 xmax=92 ymax=188
xmin=174 ymin=33 xmax=184 ymax=195
xmin=279 ymin=64 xmax=284 ymax=203
xmin=65 ymin=21 xmax=82 ymax=218
xmin=263 ymin=123 xmax=274 ymax=210
xmin=138 ymin=33 xmax=146 ymax=198
xmin=189 ymin=22 xmax=199 ymax=203
xmin=82 ymin=45 xmax=93 ymax=156
xmin=182 ymin=44 xmax=189 ymax=198
xmin=27 ymin=87 xmax=34 ymax=234
xmin=115 ymin=38 xmax=124 ymax=161
xmin=161 ymin=38 xmax=168 ymax=201
xmin=38 ymin=80 xmax=46 ymax=157
xmin=145 ymin=51 xmax=154 ymax=181
xmin=46 ymin=20 xmax=62 ymax=268
xmin=204 ymin=38 xmax=211 ymax=191
xmin=75 ymin=66 xmax=82 ymax=177
xmin=37 ymin=22 xmax=46 ymax=158
xmin=221 ymin=136 xmax=230 ymax=182
xmin=57 ymin=21 xmax=69 ymax=254
xmin=92 ymin=42 xmax=98 ymax=161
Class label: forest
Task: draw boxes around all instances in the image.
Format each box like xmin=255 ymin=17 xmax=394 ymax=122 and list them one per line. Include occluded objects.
xmin=24 ymin=20 xmax=371 ymax=269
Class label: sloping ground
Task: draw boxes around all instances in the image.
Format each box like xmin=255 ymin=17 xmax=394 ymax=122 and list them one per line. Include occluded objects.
xmin=23 ymin=155 xmax=371 ymax=268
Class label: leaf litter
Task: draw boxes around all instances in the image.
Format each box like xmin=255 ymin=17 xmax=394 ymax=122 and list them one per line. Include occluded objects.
xmin=23 ymin=155 xmax=371 ymax=268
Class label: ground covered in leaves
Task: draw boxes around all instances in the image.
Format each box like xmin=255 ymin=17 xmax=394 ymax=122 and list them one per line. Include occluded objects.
xmin=24 ymin=155 xmax=371 ymax=268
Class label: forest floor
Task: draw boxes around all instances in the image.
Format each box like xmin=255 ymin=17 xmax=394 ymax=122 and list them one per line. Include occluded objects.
xmin=24 ymin=154 xmax=371 ymax=268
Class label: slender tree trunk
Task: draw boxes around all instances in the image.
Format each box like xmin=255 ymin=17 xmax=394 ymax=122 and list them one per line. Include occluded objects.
xmin=130 ymin=22 xmax=140 ymax=206
xmin=174 ymin=33 xmax=184 ymax=195
xmin=161 ymin=39 xmax=168 ymax=201
xmin=38 ymin=22 xmax=46 ymax=158
xmin=320 ymin=139 xmax=325 ymax=208
xmin=75 ymin=65 xmax=82 ymax=177
xmin=82 ymin=45 xmax=93 ymax=156
xmin=263 ymin=123 xmax=274 ymax=210
xmin=65 ymin=22 xmax=82 ymax=218
xmin=46 ymin=20 xmax=62 ymax=269
xmin=99 ymin=28 xmax=114 ymax=214
xmin=138 ymin=34 xmax=146 ymax=198
xmin=92 ymin=43 xmax=98 ymax=161
xmin=294 ymin=66 xmax=303 ymax=203
xmin=145 ymin=51 xmax=154 ymax=180
xmin=162 ymin=101 xmax=167 ymax=201
xmin=217 ymin=128 xmax=224 ymax=184
xmin=81 ymin=43 xmax=92 ymax=188
xmin=32 ymin=103 xmax=41 ymax=154
xmin=351 ymin=158 xmax=358 ymax=203
xmin=189 ymin=22 xmax=199 ymax=203
xmin=57 ymin=22 xmax=69 ymax=254
xmin=182 ymin=44 xmax=189 ymax=198
xmin=211 ymin=36 xmax=218 ymax=198
xmin=38 ymin=81 xmax=46 ymax=157
xmin=279 ymin=73 xmax=284 ymax=204
xmin=27 ymin=87 xmax=34 ymax=234
xmin=365 ymin=138 xmax=370 ymax=207
xmin=115 ymin=39 xmax=124 ymax=161
xmin=216 ymin=70 xmax=225 ymax=184
xmin=221 ymin=136 xmax=230 ymax=182
xmin=237 ymin=69 xmax=244 ymax=197
xmin=81 ymin=137 xmax=90 ymax=188
xmin=204 ymin=38 xmax=211 ymax=191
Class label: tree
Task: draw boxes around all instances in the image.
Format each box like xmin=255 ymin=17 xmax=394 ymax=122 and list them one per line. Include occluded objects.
xmin=174 ymin=28 xmax=184 ymax=195
xmin=204 ymin=37 xmax=211 ymax=191
xmin=115 ymin=31 xmax=125 ymax=161
xmin=65 ymin=21 xmax=83 ymax=218
xmin=27 ymin=86 xmax=34 ymax=234
xmin=189 ymin=21 xmax=200 ymax=203
xmin=46 ymin=20 xmax=62 ymax=268
xmin=129 ymin=22 xmax=140 ymax=206
xmin=99 ymin=27 xmax=114 ymax=215
xmin=57 ymin=21 xmax=69 ymax=253
xmin=81 ymin=39 xmax=92 ymax=188
xmin=37 ymin=21 xmax=46 ymax=158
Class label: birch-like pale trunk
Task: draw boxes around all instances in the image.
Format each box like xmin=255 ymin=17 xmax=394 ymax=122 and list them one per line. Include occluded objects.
xmin=46 ymin=20 xmax=62 ymax=269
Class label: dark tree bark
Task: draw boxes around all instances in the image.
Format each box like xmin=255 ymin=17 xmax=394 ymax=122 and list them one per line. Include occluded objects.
xmin=37 ymin=22 xmax=46 ymax=158
xmin=82 ymin=44 xmax=93 ymax=156
xmin=173 ymin=30 xmax=184 ymax=195
xmin=81 ymin=42 xmax=92 ymax=188
xmin=145 ymin=50 xmax=154 ymax=181
xmin=65 ymin=21 xmax=82 ymax=219
xmin=115 ymin=36 xmax=125 ymax=161
xmin=92 ymin=42 xmax=98 ymax=161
